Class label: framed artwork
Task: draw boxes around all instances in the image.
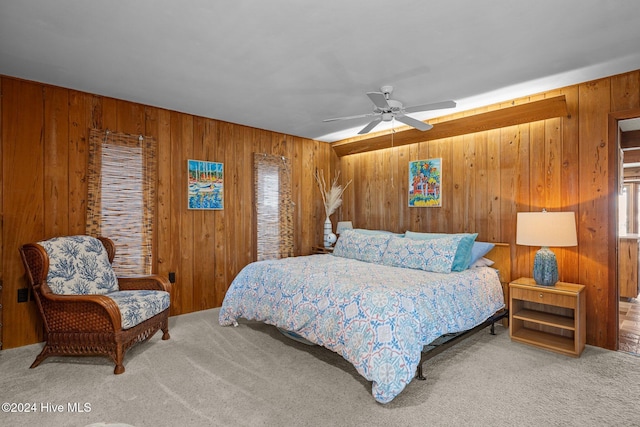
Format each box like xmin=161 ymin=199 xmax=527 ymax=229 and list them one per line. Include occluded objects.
xmin=409 ymin=158 xmax=442 ymax=207
xmin=188 ymin=159 xmax=223 ymax=210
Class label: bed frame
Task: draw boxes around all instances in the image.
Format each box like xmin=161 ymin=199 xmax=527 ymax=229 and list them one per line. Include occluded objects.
xmin=415 ymin=242 xmax=511 ymax=380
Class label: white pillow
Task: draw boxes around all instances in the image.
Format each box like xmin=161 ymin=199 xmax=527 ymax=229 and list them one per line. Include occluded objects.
xmin=470 ymin=256 xmax=495 ymax=268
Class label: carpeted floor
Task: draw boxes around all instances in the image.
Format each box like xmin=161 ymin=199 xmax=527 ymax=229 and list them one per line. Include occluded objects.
xmin=1 ymin=308 xmax=639 ymax=427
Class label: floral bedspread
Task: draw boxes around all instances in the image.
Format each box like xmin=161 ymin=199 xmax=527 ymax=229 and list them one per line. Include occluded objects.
xmin=218 ymin=254 xmax=504 ymax=403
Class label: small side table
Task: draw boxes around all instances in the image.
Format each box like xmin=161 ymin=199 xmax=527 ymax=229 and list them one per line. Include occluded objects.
xmin=311 ymin=245 xmax=334 ymax=254
xmin=509 ymin=277 xmax=585 ymax=357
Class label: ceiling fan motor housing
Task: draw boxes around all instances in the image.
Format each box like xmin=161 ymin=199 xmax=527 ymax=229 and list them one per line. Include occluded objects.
xmin=376 ymin=99 xmax=403 ymax=121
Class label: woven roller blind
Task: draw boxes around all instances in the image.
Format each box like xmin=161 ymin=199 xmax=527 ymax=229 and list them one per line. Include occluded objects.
xmin=254 ymin=153 xmax=294 ymax=260
xmin=86 ymin=129 xmax=156 ymax=275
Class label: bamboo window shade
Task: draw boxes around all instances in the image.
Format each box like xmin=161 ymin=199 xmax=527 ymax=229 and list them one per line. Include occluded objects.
xmin=254 ymin=153 xmax=294 ymax=261
xmin=86 ymin=129 xmax=157 ymax=275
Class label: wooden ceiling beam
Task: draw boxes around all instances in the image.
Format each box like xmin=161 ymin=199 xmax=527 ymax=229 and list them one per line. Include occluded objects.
xmin=331 ymin=95 xmax=569 ymax=157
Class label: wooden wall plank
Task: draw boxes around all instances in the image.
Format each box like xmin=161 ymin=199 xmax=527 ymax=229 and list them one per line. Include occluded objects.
xmin=300 ymin=138 xmax=316 ymax=251
xmin=559 ymin=86 xmax=581 ymax=284
xmin=486 ymin=126 xmax=501 ymax=243
xmin=179 ymin=113 xmax=195 ymax=313
xmin=2 ymin=78 xmax=45 ymax=347
xmin=611 ymin=70 xmax=640 ymax=111
xmin=578 ymin=78 xmax=611 ymax=347
xmin=192 ymin=117 xmax=216 ymax=310
xmin=452 ymin=136 xmax=466 ymax=232
xmin=68 ymin=91 xmax=96 ymax=235
xmin=43 ymin=85 xmax=70 ymax=238
xmin=396 ymin=145 xmax=410 ymax=233
xmin=168 ymin=112 xmax=186 ymax=314
xmin=213 ymin=121 xmax=227 ymax=305
xmin=429 ymin=138 xmax=452 ymax=233
xmin=474 ymin=130 xmax=489 ymax=240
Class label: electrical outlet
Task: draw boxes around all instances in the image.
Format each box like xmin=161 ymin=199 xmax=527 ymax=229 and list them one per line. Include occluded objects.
xmin=168 ymin=272 xmax=176 ymax=284
xmin=17 ymin=288 xmax=29 ymax=303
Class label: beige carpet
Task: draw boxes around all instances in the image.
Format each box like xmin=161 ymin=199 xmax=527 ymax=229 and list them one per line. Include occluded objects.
xmin=1 ymin=308 xmax=639 ymax=427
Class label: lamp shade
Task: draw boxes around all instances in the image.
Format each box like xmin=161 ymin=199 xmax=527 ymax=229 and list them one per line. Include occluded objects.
xmin=336 ymin=221 xmax=353 ymax=235
xmin=516 ymin=212 xmax=577 ymax=248
xmin=516 ymin=211 xmax=577 ymax=286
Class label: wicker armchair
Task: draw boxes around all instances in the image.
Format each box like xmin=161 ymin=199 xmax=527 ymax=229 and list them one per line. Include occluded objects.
xmin=19 ymin=235 xmax=171 ymax=374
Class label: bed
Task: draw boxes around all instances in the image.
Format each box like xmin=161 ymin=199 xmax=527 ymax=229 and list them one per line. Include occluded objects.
xmin=219 ymin=230 xmax=510 ymax=403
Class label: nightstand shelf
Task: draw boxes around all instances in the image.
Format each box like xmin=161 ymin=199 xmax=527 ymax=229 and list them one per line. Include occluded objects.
xmin=509 ymin=277 xmax=585 ymax=357
xmin=511 ymin=309 xmax=576 ymax=330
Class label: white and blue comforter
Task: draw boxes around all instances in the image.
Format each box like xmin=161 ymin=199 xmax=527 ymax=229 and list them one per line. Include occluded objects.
xmin=218 ymin=254 xmax=504 ymax=403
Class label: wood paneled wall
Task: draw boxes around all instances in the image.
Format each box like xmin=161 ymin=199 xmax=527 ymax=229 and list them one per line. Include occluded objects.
xmin=3 ymin=70 xmax=640 ymax=351
xmin=0 ymin=76 xmax=334 ymax=349
xmin=337 ymin=70 xmax=640 ymax=349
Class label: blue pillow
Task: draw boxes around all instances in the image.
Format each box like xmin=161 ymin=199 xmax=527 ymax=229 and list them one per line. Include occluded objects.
xmin=470 ymin=241 xmax=495 ymax=265
xmin=404 ymin=231 xmax=478 ymax=272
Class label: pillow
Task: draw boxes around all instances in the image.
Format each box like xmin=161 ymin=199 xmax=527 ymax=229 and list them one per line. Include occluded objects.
xmin=333 ymin=229 xmax=392 ymax=263
xmin=470 ymin=256 xmax=495 ymax=268
xmin=470 ymin=241 xmax=495 ymax=266
xmin=40 ymin=235 xmax=119 ymax=295
xmin=404 ymin=231 xmax=478 ymax=271
xmin=381 ymin=235 xmax=463 ymax=273
xmin=353 ymin=228 xmax=405 ymax=238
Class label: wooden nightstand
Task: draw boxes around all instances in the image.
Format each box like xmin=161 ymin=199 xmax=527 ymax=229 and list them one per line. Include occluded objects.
xmin=311 ymin=245 xmax=334 ymax=254
xmin=509 ymin=277 xmax=585 ymax=357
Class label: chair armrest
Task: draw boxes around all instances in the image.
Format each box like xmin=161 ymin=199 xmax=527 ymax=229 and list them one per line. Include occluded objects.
xmin=117 ymin=274 xmax=171 ymax=293
xmin=39 ymin=283 xmax=122 ymax=331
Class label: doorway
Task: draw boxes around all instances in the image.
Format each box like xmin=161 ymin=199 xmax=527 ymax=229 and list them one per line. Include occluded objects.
xmin=617 ymin=116 xmax=640 ymax=355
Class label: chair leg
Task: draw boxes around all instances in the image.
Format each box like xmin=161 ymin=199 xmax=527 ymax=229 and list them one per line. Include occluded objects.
xmin=161 ymin=319 xmax=170 ymax=340
xmin=114 ymin=344 xmax=125 ymax=374
xmin=30 ymin=345 xmax=51 ymax=369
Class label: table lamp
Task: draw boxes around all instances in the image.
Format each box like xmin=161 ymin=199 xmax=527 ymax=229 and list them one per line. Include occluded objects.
xmin=516 ymin=210 xmax=577 ymax=286
xmin=335 ymin=221 xmax=353 ymax=235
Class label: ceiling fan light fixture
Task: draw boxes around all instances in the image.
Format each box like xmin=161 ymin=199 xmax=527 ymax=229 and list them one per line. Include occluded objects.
xmin=324 ymin=86 xmax=456 ymax=135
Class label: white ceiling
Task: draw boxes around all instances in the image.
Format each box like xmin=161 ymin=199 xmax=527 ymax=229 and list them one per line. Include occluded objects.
xmin=2 ymin=0 xmax=640 ymax=142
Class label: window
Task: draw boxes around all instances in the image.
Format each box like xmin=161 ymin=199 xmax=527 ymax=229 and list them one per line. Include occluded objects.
xmin=86 ymin=129 xmax=156 ymax=275
xmin=253 ymin=153 xmax=294 ymax=260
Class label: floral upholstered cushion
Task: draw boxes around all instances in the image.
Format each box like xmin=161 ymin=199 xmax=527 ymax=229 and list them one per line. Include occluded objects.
xmin=40 ymin=235 xmax=119 ymax=295
xmin=107 ymin=290 xmax=170 ymax=329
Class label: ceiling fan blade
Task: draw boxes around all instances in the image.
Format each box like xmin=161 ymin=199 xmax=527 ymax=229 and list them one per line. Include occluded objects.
xmin=323 ymin=113 xmax=376 ymax=122
xmin=358 ymin=118 xmax=383 ymax=134
xmin=404 ymin=100 xmax=457 ymax=114
xmin=395 ymin=115 xmax=433 ymax=131
xmin=367 ymin=92 xmax=390 ymax=109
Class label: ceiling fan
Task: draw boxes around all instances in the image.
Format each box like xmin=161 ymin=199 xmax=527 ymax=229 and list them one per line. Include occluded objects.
xmin=323 ymin=85 xmax=456 ymax=135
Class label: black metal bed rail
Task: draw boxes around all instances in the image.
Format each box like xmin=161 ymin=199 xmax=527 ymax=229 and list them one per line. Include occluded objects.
xmin=415 ymin=308 xmax=508 ymax=381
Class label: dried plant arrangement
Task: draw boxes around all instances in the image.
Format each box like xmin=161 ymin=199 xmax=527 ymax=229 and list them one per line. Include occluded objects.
xmin=314 ymin=169 xmax=352 ymax=219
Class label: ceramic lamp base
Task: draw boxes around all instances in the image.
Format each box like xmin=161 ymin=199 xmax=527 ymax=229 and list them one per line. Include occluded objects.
xmin=533 ymin=246 xmax=558 ymax=286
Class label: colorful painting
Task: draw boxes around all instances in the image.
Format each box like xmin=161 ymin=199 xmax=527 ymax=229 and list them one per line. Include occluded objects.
xmin=188 ymin=160 xmax=223 ymax=210
xmin=409 ymin=158 xmax=442 ymax=207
